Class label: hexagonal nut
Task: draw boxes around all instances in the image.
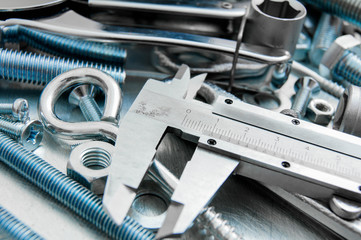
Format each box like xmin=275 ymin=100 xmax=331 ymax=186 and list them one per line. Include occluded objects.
xmin=306 ymin=99 xmax=335 ymax=125
xmin=320 ymin=35 xmax=361 ymax=77
xmin=67 ymin=141 xmax=114 ymax=195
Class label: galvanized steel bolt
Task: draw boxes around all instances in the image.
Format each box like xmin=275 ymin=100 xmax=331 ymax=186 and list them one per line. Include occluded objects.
xmin=281 ymin=77 xmax=320 ymax=118
xmin=0 ymin=98 xmax=29 ymax=123
xmin=0 ymin=133 xmax=155 ymax=240
xmin=0 ymin=48 xmax=125 ymax=86
xmin=0 ymin=205 xmax=44 ymax=240
xmin=0 ymin=118 xmax=43 ymax=151
xmin=68 ymin=84 xmax=102 ymax=121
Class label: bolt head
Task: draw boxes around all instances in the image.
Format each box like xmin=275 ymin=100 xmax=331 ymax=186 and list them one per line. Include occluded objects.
xmin=12 ymin=98 xmax=29 ymax=123
xmin=20 ymin=120 xmax=44 ymax=151
xmin=295 ymin=77 xmax=320 ymax=93
xmin=68 ymin=85 xmax=97 ymax=106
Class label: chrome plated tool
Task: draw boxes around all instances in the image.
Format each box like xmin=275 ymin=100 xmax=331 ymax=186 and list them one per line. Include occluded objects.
xmin=103 ymin=64 xmax=361 ymax=238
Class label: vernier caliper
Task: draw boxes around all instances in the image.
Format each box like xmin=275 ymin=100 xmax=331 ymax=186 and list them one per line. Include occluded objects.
xmin=103 ymin=65 xmax=361 ymax=238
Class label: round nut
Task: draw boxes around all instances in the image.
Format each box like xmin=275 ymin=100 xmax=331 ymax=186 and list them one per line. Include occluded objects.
xmin=306 ymin=99 xmax=334 ymax=125
xmin=67 ymin=141 xmax=114 ymax=195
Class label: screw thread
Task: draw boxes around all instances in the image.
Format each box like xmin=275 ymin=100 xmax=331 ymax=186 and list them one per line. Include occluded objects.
xmin=0 ymin=103 xmax=13 ymax=115
xmin=0 ymin=205 xmax=44 ymax=240
xmin=302 ymin=0 xmax=361 ymax=29
xmin=309 ymin=13 xmax=342 ymax=66
xmin=196 ymin=207 xmax=242 ymax=240
xmin=292 ymin=88 xmax=311 ymax=115
xmin=79 ymin=96 xmax=102 ymax=121
xmin=0 ymin=48 xmax=125 ymax=86
xmin=0 ymin=118 xmax=23 ymax=139
xmin=0 ymin=133 xmax=155 ymax=240
xmin=3 ymin=25 xmax=127 ymax=65
xmin=333 ymin=51 xmax=361 ymax=86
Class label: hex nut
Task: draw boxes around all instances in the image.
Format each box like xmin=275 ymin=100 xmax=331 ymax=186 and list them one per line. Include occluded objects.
xmin=319 ymin=34 xmax=361 ymax=77
xmin=67 ymin=141 xmax=114 ymax=195
xmin=307 ymin=99 xmax=334 ymax=125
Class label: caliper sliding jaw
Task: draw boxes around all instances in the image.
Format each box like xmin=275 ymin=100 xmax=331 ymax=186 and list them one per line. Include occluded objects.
xmin=103 ymin=65 xmax=361 ymax=238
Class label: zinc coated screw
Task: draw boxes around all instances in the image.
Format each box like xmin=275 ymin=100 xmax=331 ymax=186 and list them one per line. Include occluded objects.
xmin=0 ymin=133 xmax=155 ymax=240
xmin=309 ymin=13 xmax=342 ymax=67
xmin=68 ymin=84 xmax=102 ymax=121
xmin=0 ymin=205 xmax=44 ymax=240
xmin=1 ymin=25 xmax=127 ymax=65
xmin=0 ymin=118 xmax=43 ymax=151
xmin=301 ymin=0 xmax=361 ymax=29
xmin=196 ymin=207 xmax=242 ymax=240
xmin=281 ymin=77 xmax=320 ymax=118
xmin=0 ymin=98 xmax=29 ymax=123
xmin=333 ymin=51 xmax=361 ymax=86
xmin=0 ymin=48 xmax=125 ymax=86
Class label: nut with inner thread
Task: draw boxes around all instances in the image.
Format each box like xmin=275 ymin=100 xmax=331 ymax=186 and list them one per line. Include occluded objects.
xmin=67 ymin=141 xmax=113 ymax=195
xmin=307 ymin=99 xmax=334 ymax=125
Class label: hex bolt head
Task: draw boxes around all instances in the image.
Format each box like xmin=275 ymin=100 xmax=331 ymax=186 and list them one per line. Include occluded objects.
xmin=12 ymin=98 xmax=29 ymax=123
xmin=20 ymin=120 xmax=44 ymax=151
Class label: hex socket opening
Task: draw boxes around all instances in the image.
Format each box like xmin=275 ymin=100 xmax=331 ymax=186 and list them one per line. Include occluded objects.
xmin=257 ymin=0 xmax=301 ymax=19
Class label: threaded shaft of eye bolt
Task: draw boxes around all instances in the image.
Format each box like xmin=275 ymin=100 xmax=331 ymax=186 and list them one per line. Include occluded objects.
xmin=0 ymin=205 xmax=44 ymax=240
xmin=0 ymin=48 xmax=125 ymax=86
xmin=2 ymin=25 xmax=127 ymax=65
xmin=0 ymin=118 xmax=24 ymax=140
xmin=301 ymin=0 xmax=361 ymax=29
xmin=333 ymin=51 xmax=361 ymax=86
xmin=0 ymin=133 xmax=155 ymax=240
xmin=196 ymin=207 xmax=242 ymax=240
xmin=79 ymin=96 xmax=102 ymax=121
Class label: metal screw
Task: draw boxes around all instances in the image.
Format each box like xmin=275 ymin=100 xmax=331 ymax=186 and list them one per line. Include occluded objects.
xmin=333 ymin=51 xmax=361 ymax=86
xmin=68 ymin=84 xmax=102 ymax=121
xmin=0 ymin=48 xmax=125 ymax=86
xmin=301 ymin=0 xmax=361 ymax=29
xmin=0 ymin=98 xmax=29 ymax=123
xmin=0 ymin=205 xmax=44 ymax=240
xmin=281 ymin=77 xmax=320 ymax=118
xmin=282 ymin=161 xmax=291 ymax=168
xmin=2 ymin=25 xmax=127 ymax=65
xmin=0 ymin=133 xmax=155 ymax=240
xmin=196 ymin=207 xmax=242 ymax=240
xmin=308 ymin=13 xmax=342 ymax=67
xmin=0 ymin=118 xmax=43 ymax=151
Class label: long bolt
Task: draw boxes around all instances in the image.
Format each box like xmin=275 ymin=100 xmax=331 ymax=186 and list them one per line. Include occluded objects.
xmin=281 ymin=77 xmax=320 ymax=118
xmin=333 ymin=51 xmax=361 ymax=86
xmin=0 ymin=205 xmax=44 ymax=240
xmin=308 ymin=13 xmax=342 ymax=67
xmin=1 ymin=25 xmax=127 ymax=65
xmin=0 ymin=98 xmax=29 ymax=123
xmin=0 ymin=118 xmax=43 ymax=151
xmin=301 ymin=0 xmax=361 ymax=29
xmin=0 ymin=133 xmax=155 ymax=240
xmin=0 ymin=48 xmax=125 ymax=86
xmin=68 ymin=84 xmax=102 ymax=121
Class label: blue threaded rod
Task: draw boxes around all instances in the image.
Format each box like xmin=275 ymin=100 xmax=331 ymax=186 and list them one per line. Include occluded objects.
xmin=333 ymin=51 xmax=361 ymax=86
xmin=0 ymin=48 xmax=125 ymax=86
xmin=0 ymin=133 xmax=155 ymax=240
xmin=301 ymin=0 xmax=361 ymax=29
xmin=2 ymin=25 xmax=127 ymax=65
xmin=0 ymin=205 xmax=44 ymax=240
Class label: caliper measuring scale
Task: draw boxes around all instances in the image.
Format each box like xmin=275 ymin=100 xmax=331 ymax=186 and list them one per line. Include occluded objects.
xmin=102 ymin=65 xmax=361 ymax=238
